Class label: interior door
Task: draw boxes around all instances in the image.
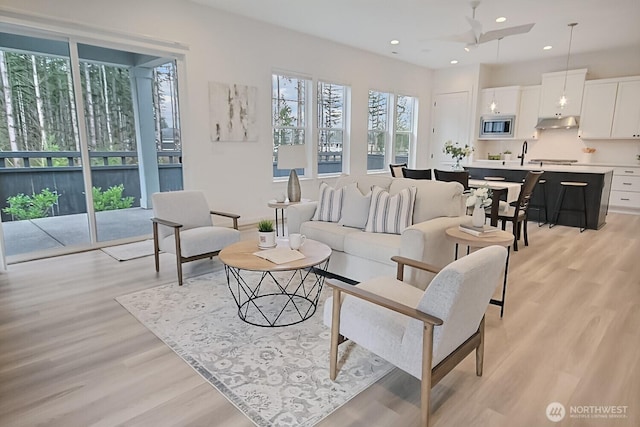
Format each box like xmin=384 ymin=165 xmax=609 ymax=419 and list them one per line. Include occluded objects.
xmin=431 ymin=91 xmax=470 ymax=168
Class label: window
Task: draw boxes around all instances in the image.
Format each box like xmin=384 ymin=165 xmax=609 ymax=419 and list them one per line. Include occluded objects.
xmin=317 ymin=81 xmax=346 ymax=175
xmin=394 ymin=95 xmax=415 ymax=165
xmin=367 ymin=91 xmax=417 ymax=172
xmin=272 ymin=74 xmax=309 ymax=178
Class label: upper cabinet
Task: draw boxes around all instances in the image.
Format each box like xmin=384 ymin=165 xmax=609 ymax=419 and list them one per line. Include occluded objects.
xmin=515 ymin=85 xmax=541 ymax=140
xmin=539 ymin=69 xmax=587 ymax=117
xmin=611 ymin=79 xmax=640 ymax=139
xmin=578 ymin=80 xmax=618 ymax=139
xmin=479 ymin=86 xmax=521 ymax=116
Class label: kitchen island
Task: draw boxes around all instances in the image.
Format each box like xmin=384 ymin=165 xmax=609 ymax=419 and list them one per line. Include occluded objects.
xmin=467 ymin=162 xmax=614 ymax=230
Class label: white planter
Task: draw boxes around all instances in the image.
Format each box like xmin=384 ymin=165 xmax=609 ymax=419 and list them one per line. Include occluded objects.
xmin=581 ymin=152 xmax=594 ymax=163
xmin=258 ymin=231 xmax=276 ymax=248
xmin=503 ymin=153 xmax=512 ymax=161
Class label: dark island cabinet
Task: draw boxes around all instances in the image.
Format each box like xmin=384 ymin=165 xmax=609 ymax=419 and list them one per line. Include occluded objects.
xmin=466 ymin=167 xmax=613 ymax=230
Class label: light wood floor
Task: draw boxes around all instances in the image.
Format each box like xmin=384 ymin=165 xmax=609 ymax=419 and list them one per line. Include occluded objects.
xmin=1 ymin=214 xmax=638 ymax=426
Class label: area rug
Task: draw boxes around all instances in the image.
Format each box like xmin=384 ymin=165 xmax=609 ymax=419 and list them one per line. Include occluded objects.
xmin=101 ymin=240 xmax=155 ymax=261
xmin=116 ymin=270 xmax=394 ymax=426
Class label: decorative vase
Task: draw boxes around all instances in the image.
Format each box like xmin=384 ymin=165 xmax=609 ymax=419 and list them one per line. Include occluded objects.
xmin=452 ymin=158 xmax=464 ymax=171
xmin=472 ymin=200 xmax=486 ymax=227
xmin=503 ymin=153 xmax=512 ymax=161
xmin=258 ymin=231 xmax=276 ymax=248
xmin=287 ymin=169 xmax=301 ymax=202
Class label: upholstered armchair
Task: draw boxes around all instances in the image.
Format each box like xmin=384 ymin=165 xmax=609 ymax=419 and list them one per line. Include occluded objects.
xmin=151 ymin=191 xmax=240 ymax=285
xmin=324 ymin=245 xmax=507 ymax=426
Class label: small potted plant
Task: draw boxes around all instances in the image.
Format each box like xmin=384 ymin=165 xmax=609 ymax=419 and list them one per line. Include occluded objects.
xmin=257 ymin=219 xmax=276 ymax=248
xmin=503 ymin=149 xmax=512 ymax=161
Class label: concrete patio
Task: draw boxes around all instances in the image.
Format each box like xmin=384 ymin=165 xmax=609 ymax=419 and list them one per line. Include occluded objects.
xmin=2 ymin=207 xmax=154 ymax=257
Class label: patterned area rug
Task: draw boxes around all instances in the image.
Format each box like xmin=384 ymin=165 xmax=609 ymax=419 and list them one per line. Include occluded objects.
xmin=116 ymin=270 xmax=394 ymax=426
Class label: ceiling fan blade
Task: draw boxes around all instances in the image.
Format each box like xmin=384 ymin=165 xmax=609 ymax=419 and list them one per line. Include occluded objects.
xmin=465 ymin=15 xmax=483 ymax=41
xmin=439 ymin=29 xmax=477 ymax=44
xmin=478 ymin=23 xmax=535 ymax=44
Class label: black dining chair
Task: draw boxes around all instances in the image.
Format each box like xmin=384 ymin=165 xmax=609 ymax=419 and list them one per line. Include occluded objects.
xmin=389 ymin=163 xmax=407 ymax=177
xmin=402 ymin=168 xmax=432 ymax=180
xmin=434 ymin=169 xmax=469 ymax=190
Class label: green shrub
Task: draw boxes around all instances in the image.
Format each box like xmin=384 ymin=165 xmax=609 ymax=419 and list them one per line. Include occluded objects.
xmin=3 ymin=189 xmax=60 ymax=220
xmin=92 ymin=184 xmax=134 ymax=211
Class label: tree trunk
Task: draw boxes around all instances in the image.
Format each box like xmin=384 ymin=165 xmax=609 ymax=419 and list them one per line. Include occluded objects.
xmin=66 ymin=67 xmax=80 ymax=151
xmin=0 ymin=51 xmax=19 ymax=156
xmin=31 ymin=55 xmax=47 ymax=150
xmin=83 ymin=63 xmax=97 ymax=148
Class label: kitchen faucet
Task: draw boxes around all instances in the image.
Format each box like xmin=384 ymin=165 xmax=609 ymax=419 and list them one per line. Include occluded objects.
xmin=518 ymin=140 xmax=528 ymax=166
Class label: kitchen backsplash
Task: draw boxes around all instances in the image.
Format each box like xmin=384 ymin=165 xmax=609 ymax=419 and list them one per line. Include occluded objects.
xmin=476 ymin=129 xmax=640 ymax=164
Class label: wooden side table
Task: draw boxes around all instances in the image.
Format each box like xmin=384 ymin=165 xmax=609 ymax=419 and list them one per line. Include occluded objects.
xmin=445 ymin=227 xmax=515 ymax=317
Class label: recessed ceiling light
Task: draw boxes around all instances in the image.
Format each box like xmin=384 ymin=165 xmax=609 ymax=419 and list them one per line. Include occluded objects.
xmin=464 ymin=47 xmax=470 ymax=52
xmin=390 ymin=39 xmax=400 ymax=45
xmin=543 ymin=45 xmax=553 ymax=50
xmin=450 ymin=60 xmax=459 ymax=64
xmin=496 ymin=17 xmax=507 ymax=23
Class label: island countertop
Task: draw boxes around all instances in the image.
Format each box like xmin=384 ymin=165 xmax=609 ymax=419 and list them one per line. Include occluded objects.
xmin=470 ymin=160 xmax=614 ymax=174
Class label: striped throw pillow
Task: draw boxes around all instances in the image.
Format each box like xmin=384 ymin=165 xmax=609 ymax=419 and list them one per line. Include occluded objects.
xmin=312 ymin=182 xmax=344 ymax=222
xmin=365 ymin=185 xmax=416 ymax=234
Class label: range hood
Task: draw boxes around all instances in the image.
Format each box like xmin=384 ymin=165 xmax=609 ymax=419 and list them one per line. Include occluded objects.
xmin=535 ymin=116 xmax=579 ymax=130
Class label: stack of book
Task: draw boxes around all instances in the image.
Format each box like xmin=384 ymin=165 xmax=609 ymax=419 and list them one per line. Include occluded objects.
xmin=458 ymin=223 xmax=500 ymax=237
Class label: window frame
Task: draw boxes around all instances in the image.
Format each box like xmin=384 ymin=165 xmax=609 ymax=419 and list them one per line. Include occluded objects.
xmin=316 ymin=80 xmax=349 ymax=177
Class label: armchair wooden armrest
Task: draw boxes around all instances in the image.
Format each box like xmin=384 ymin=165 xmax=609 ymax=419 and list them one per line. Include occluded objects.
xmin=151 ymin=217 xmax=183 ymax=228
xmin=210 ymin=210 xmax=240 ymax=229
xmin=325 ymin=279 xmax=443 ymax=326
xmin=391 ymin=255 xmax=442 ymax=282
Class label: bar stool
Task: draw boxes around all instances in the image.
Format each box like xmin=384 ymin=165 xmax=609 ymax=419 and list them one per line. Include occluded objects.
xmin=550 ymin=181 xmax=588 ymax=232
xmin=528 ymin=179 xmax=548 ymax=226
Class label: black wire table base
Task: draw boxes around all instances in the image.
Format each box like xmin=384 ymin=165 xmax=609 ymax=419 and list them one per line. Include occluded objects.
xmin=224 ymin=259 xmax=330 ymax=327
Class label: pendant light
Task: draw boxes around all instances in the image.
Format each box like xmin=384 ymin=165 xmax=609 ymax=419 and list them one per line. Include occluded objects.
xmin=489 ymin=37 xmax=502 ymax=114
xmin=558 ymin=23 xmax=578 ymax=109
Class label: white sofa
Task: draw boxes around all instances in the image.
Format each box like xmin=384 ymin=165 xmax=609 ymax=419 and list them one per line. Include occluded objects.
xmin=287 ymin=175 xmax=468 ymax=289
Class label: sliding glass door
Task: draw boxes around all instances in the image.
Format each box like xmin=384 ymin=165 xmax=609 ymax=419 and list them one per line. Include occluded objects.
xmin=0 ymin=30 xmax=183 ymax=260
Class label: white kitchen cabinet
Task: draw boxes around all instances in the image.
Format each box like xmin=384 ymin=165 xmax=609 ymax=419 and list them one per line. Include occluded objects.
xmin=515 ymin=85 xmax=541 ymax=140
xmin=609 ymin=167 xmax=640 ymax=213
xmin=539 ymin=69 xmax=587 ymax=118
xmin=578 ymin=80 xmax=618 ymax=139
xmin=480 ymin=86 xmax=521 ymax=116
xmin=611 ymin=79 xmax=640 ymax=139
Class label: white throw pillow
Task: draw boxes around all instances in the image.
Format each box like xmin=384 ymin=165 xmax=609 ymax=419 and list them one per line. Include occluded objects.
xmin=339 ymin=183 xmax=372 ymax=229
xmin=365 ymin=185 xmax=417 ymax=234
xmin=312 ymin=182 xmax=344 ymax=222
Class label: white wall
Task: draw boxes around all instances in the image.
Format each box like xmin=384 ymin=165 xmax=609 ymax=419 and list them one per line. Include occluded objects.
xmin=1 ymin=0 xmax=433 ymax=224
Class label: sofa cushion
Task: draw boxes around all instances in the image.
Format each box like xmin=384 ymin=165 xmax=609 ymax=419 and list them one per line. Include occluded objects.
xmin=390 ymin=179 xmax=463 ymax=223
xmin=312 ymin=182 xmax=344 ymax=222
xmin=339 ymin=183 xmax=371 ymax=229
xmin=300 ymin=221 xmax=360 ymax=252
xmin=344 ymin=231 xmax=402 ymax=266
xmin=365 ymin=185 xmax=416 ymax=234
xmin=335 ymin=175 xmax=393 ymax=194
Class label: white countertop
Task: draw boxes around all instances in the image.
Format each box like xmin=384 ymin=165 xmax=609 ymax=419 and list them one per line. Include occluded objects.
xmin=470 ymin=160 xmax=614 ymax=174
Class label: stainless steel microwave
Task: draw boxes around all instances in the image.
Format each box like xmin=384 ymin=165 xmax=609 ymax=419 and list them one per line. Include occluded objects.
xmin=479 ymin=115 xmax=515 ymax=138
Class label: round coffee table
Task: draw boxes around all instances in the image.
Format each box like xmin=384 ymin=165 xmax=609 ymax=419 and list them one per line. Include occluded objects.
xmin=219 ymin=239 xmax=331 ymax=327
xmin=445 ymin=227 xmax=514 ymax=317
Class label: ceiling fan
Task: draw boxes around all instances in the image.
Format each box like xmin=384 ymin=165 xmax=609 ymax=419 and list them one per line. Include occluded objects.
xmin=443 ymin=0 xmax=535 ymax=50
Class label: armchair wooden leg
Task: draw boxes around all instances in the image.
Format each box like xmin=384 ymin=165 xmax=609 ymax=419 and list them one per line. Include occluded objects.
xmin=174 ymin=229 xmax=183 ymax=286
xmin=152 ymin=223 xmax=160 ymax=272
xmin=421 ymin=323 xmax=434 ymax=427
xmin=330 ymin=288 xmax=342 ymax=381
xmin=476 ymin=316 xmax=485 ymax=376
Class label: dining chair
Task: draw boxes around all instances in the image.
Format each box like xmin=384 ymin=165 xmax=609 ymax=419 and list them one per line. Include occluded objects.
xmin=434 ymin=169 xmax=469 ymax=190
xmin=402 ymin=168 xmax=432 ymax=180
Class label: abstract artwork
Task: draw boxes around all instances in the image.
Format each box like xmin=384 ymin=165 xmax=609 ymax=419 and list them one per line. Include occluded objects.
xmin=209 ymin=81 xmax=258 ymax=142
